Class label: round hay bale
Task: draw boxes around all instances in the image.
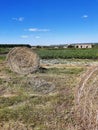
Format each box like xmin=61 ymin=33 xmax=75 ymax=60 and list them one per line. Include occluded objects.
xmin=6 ymin=47 xmax=40 ymax=74
xmin=75 ymin=66 xmax=98 ymax=130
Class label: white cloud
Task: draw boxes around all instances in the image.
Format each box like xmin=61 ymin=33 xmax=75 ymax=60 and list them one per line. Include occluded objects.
xmin=82 ymin=15 xmax=88 ymax=18
xmin=28 ymin=28 xmax=38 ymax=32
xmin=21 ymin=35 xmax=28 ymax=38
xmin=12 ymin=17 xmax=24 ymax=22
xmin=35 ymin=36 xmax=40 ymax=39
xmin=18 ymin=17 xmax=24 ymax=22
xmin=28 ymin=28 xmax=50 ymax=32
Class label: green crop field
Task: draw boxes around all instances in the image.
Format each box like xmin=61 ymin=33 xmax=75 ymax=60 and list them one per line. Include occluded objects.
xmin=36 ymin=48 xmax=98 ymax=59
xmin=1 ymin=47 xmax=98 ymax=59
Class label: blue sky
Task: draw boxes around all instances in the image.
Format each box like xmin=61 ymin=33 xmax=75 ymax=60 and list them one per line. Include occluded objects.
xmin=0 ymin=0 xmax=98 ymax=45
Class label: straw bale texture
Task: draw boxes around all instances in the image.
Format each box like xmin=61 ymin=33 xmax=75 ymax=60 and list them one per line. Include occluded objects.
xmin=6 ymin=47 xmax=40 ymax=74
xmin=75 ymin=66 xmax=98 ymax=130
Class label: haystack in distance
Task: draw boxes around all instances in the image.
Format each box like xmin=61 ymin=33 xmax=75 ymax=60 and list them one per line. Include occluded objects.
xmin=6 ymin=47 xmax=40 ymax=74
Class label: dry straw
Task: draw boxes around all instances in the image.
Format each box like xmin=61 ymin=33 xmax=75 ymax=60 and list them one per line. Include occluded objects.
xmin=75 ymin=66 xmax=98 ymax=130
xmin=6 ymin=47 xmax=40 ymax=74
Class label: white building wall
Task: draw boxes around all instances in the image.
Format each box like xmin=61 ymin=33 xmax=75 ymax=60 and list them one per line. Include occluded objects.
xmin=75 ymin=44 xmax=92 ymax=48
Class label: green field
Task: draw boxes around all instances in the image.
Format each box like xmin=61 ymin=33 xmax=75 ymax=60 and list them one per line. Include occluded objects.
xmin=36 ymin=48 xmax=98 ymax=59
xmin=1 ymin=47 xmax=98 ymax=59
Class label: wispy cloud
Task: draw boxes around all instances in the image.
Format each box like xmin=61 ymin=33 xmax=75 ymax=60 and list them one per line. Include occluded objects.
xmin=21 ymin=35 xmax=28 ymax=38
xmin=12 ymin=17 xmax=24 ymax=22
xmin=28 ymin=28 xmax=50 ymax=32
xmin=35 ymin=36 xmax=40 ymax=39
xmin=82 ymin=15 xmax=88 ymax=18
xmin=28 ymin=28 xmax=38 ymax=32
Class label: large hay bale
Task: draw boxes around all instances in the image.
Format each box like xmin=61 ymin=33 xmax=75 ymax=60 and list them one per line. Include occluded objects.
xmin=75 ymin=66 xmax=98 ymax=130
xmin=6 ymin=47 xmax=40 ymax=74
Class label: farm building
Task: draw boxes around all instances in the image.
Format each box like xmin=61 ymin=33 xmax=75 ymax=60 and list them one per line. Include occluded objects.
xmin=75 ymin=44 xmax=93 ymax=48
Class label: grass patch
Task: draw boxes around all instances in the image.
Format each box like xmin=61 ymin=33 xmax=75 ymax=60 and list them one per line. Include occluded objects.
xmin=0 ymin=92 xmax=74 ymax=129
xmin=0 ymin=57 xmax=84 ymax=129
xmin=46 ymin=67 xmax=84 ymax=74
xmin=0 ymin=48 xmax=10 ymax=54
xmin=0 ymin=95 xmax=28 ymax=109
xmin=0 ymin=56 xmax=6 ymax=61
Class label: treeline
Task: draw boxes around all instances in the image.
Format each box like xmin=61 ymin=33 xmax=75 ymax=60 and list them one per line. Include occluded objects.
xmin=0 ymin=44 xmax=31 ymax=48
xmin=0 ymin=44 xmax=31 ymax=54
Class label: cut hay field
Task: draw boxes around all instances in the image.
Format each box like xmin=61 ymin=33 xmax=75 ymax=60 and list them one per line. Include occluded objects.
xmin=0 ymin=54 xmax=98 ymax=130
